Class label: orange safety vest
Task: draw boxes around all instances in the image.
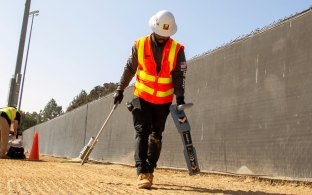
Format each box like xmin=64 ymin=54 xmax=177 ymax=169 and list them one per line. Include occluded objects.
xmin=134 ymin=35 xmax=183 ymax=104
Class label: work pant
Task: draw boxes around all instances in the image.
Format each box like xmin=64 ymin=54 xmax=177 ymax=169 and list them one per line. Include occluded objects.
xmin=131 ymin=98 xmax=171 ymax=174
xmin=0 ymin=117 xmax=10 ymax=157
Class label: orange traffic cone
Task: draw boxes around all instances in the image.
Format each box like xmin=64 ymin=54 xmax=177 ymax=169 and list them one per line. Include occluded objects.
xmin=28 ymin=131 xmax=39 ymax=161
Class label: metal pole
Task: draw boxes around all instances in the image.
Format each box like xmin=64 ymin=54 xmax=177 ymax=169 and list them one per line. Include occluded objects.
xmin=18 ymin=10 xmax=39 ymax=110
xmin=7 ymin=0 xmax=31 ymax=107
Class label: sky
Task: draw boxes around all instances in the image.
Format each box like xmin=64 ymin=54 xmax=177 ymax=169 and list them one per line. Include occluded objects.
xmin=1 ymin=1 xmax=312 ymax=113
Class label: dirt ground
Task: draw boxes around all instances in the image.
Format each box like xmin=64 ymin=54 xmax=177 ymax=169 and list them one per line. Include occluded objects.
xmin=0 ymin=155 xmax=312 ymax=195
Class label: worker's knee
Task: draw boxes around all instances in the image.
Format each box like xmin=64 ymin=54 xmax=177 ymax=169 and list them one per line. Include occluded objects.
xmin=149 ymin=134 xmax=162 ymax=144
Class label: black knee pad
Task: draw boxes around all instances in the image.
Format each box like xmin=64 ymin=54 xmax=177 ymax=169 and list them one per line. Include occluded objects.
xmin=149 ymin=135 xmax=162 ymax=144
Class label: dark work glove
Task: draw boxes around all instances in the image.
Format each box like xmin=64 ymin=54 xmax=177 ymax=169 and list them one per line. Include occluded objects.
xmin=113 ymin=90 xmax=124 ymax=104
xmin=176 ymin=96 xmax=185 ymax=106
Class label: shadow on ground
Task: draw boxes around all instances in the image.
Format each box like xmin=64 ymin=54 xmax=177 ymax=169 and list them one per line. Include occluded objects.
xmin=153 ymin=183 xmax=283 ymax=195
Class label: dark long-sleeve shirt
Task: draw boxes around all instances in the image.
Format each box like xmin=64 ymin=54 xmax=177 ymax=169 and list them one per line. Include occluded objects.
xmin=117 ymin=34 xmax=187 ymax=99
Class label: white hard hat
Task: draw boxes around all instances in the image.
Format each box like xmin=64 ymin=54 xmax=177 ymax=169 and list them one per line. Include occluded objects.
xmin=149 ymin=10 xmax=177 ymax=37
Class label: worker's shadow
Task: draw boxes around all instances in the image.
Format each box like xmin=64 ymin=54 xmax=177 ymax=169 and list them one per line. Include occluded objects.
xmin=153 ymin=183 xmax=283 ymax=195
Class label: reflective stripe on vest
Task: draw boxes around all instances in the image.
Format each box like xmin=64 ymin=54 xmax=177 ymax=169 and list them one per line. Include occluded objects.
xmin=136 ymin=69 xmax=172 ymax=84
xmin=134 ymin=35 xmax=182 ymax=104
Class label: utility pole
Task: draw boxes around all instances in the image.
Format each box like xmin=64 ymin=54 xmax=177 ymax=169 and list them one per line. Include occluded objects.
xmin=7 ymin=0 xmax=31 ymax=108
xmin=18 ymin=10 xmax=39 ymax=110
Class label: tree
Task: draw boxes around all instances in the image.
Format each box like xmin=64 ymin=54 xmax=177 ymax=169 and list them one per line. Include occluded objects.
xmin=41 ymin=98 xmax=63 ymax=121
xmin=66 ymin=83 xmax=118 ymax=112
xmin=18 ymin=82 xmax=118 ymax=128
xmin=88 ymin=82 xmax=117 ymax=101
xmin=88 ymin=85 xmax=104 ymax=101
xmin=102 ymin=82 xmax=118 ymax=95
xmin=66 ymin=90 xmax=88 ymax=112
xmin=19 ymin=111 xmax=42 ymax=131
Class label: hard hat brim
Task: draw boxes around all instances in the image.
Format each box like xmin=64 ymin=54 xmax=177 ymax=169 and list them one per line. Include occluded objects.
xmin=149 ymin=15 xmax=177 ymax=37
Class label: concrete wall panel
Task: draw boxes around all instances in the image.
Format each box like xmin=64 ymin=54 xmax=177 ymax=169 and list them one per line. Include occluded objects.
xmin=24 ymin=105 xmax=88 ymax=158
xmin=85 ymin=89 xmax=135 ymax=164
xmin=176 ymin=10 xmax=312 ymax=178
xmin=22 ymin=127 xmax=35 ymax=152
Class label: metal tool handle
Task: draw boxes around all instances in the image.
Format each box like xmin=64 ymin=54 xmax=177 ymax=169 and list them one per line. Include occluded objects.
xmin=177 ymin=103 xmax=193 ymax=111
xmin=81 ymin=103 xmax=118 ymax=165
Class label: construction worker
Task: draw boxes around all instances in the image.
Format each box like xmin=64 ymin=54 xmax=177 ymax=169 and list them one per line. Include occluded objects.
xmin=113 ymin=10 xmax=187 ymax=189
xmin=0 ymin=106 xmax=21 ymax=158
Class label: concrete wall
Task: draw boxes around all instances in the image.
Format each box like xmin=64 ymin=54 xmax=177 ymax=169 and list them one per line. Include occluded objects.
xmin=183 ymin=8 xmax=312 ymax=179
xmin=23 ymin=8 xmax=312 ymax=180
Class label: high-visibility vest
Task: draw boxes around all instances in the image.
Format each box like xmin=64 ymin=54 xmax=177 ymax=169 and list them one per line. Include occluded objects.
xmin=0 ymin=107 xmax=18 ymax=124
xmin=134 ymin=35 xmax=183 ymax=104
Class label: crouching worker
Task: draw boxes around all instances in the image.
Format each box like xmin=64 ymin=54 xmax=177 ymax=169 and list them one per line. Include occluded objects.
xmin=0 ymin=106 xmax=21 ymax=159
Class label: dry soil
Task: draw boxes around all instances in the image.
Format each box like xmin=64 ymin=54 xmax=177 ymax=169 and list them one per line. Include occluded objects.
xmin=1 ymin=155 xmax=312 ymax=195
